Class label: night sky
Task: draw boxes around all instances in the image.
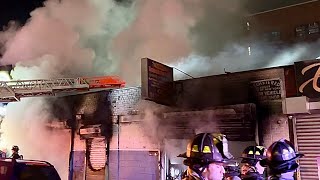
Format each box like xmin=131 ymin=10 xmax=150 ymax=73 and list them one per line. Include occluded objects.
xmin=0 ymin=0 xmax=45 ymax=29
xmin=0 ymin=0 xmax=312 ymax=29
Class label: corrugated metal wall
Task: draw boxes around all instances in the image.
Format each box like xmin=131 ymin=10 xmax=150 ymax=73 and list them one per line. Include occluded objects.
xmin=295 ymin=115 xmax=320 ymax=180
xmin=162 ymin=105 xmax=256 ymax=141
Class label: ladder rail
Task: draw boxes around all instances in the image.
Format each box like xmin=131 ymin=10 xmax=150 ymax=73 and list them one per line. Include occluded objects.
xmin=0 ymin=76 xmax=125 ymax=102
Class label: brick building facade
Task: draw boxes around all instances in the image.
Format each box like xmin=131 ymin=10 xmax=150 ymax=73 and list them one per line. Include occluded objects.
xmin=54 ymin=64 xmax=298 ymax=180
xmin=104 ymin=65 xmax=296 ymax=179
xmin=246 ymin=0 xmax=320 ymax=44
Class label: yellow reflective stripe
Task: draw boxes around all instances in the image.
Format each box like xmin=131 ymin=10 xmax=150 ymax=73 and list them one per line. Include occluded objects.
xmin=192 ymin=145 xmax=199 ymax=152
xmin=248 ymin=150 xmax=254 ymax=155
xmin=255 ymin=151 xmax=261 ymax=155
xmin=203 ymin=146 xmax=211 ymax=153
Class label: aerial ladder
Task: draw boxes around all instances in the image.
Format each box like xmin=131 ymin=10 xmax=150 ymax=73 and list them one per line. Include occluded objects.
xmin=0 ymin=76 xmax=125 ymax=102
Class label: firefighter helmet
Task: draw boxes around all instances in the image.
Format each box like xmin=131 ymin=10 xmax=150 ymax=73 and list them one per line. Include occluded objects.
xmin=179 ymin=133 xmax=224 ymax=166
xmin=260 ymin=139 xmax=303 ymax=173
xmin=11 ymin=146 xmax=19 ymax=152
xmin=213 ymin=133 xmax=234 ymax=161
xmin=240 ymin=146 xmax=266 ymax=166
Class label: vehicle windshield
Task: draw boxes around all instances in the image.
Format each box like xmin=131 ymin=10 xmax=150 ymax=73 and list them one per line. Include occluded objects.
xmin=16 ymin=163 xmax=61 ymax=180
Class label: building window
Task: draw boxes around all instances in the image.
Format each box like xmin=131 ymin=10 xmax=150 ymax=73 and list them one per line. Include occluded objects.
xmin=308 ymin=22 xmax=319 ymax=34
xmin=295 ymin=25 xmax=307 ymax=38
xmin=271 ymin=31 xmax=281 ymax=41
xmin=263 ymin=31 xmax=281 ymax=42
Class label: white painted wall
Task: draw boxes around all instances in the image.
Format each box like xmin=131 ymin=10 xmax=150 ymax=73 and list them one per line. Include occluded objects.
xmin=109 ymin=122 xmax=159 ymax=150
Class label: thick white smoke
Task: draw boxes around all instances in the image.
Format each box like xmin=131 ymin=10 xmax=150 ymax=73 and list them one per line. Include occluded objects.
xmin=0 ymin=0 xmax=136 ymax=179
xmin=171 ymin=40 xmax=320 ymax=80
xmin=2 ymin=0 xmax=136 ymax=77
xmin=0 ymin=99 xmax=70 ymax=178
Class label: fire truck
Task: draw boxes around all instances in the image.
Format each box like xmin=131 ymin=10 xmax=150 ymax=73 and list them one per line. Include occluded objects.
xmin=0 ymin=75 xmax=125 ymax=179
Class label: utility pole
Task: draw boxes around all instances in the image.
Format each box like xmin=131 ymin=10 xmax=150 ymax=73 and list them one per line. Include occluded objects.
xmin=68 ymin=114 xmax=83 ymax=180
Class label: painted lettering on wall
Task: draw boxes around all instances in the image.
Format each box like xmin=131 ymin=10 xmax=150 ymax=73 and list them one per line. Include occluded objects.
xmin=250 ymin=79 xmax=282 ymax=102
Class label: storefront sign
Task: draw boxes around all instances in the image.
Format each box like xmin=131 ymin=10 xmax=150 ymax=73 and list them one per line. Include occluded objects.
xmin=250 ymin=79 xmax=282 ymax=102
xmin=141 ymin=58 xmax=174 ymax=105
xmin=295 ymin=59 xmax=320 ymax=98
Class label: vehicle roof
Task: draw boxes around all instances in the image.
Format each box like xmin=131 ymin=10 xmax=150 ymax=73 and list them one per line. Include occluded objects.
xmin=0 ymin=158 xmax=52 ymax=167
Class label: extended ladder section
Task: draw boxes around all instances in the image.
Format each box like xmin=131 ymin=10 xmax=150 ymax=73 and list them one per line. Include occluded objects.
xmin=0 ymin=76 xmax=125 ymax=102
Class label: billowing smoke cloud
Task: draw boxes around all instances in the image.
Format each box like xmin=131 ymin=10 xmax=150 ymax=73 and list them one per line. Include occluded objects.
xmin=0 ymin=0 xmax=135 ymax=179
xmin=172 ymin=40 xmax=320 ymax=80
xmin=2 ymin=0 xmax=136 ymax=78
xmin=112 ymin=0 xmax=195 ymax=84
xmin=112 ymin=0 xmax=320 ymax=81
xmin=0 ymin=99 xmax=70 ymax=178
xmin=112 ymin=0 xmax=254 ymax=83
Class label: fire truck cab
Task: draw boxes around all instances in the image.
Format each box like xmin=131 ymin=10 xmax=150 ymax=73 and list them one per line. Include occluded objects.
xmin=0 ymin=158 xmax=61 ymax=180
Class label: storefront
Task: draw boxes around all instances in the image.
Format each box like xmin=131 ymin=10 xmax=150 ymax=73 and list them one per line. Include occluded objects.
xmin=283 ymin=59 xmax=320 ymax=180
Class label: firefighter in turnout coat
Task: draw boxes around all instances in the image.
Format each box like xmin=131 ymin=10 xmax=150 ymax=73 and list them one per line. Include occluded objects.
xmin=178 ymin=133 xmax=234 ymax=180
xmin=260 ymin=139 xmax=303 ymax=180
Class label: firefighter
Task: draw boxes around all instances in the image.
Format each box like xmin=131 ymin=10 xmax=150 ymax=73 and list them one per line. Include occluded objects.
xmin=11 ymin=145 xmax=22 ymax=160
xmin=240 ymin=146 xmax=266 ymax=180
xmin=0 ymin=150 xmax=5 ymax=158
xmin=224 ymin=162 xmax=241 ymax=180
xmin=178 ymin=133 xmax=232 ymax=180
xmin=260 ymin=139 xmax=303 ymax=180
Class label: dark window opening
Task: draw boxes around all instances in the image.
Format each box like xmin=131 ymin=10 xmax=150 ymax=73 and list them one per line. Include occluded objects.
xmin=295 ymin=25 xmax=308 ymax=38
xmin=263 ymin=31 xmax=281 ymax=42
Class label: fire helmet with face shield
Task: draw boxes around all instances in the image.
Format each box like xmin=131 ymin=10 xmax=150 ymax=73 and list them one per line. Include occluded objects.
xmin=260 ymin=139 xmax=303 ymax=174
xmin=240 ymin=146 xmax=266 ymax=166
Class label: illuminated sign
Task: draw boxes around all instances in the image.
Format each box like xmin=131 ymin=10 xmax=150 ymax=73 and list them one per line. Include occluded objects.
xmin=295 ymin=60 xmax=320 ymax=98
xmin=141 ymin=58 xmax=174 ymax=105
